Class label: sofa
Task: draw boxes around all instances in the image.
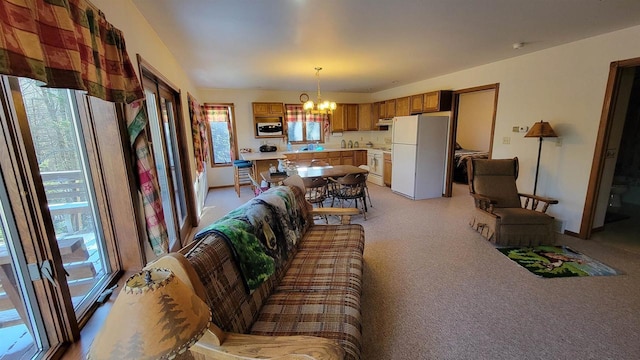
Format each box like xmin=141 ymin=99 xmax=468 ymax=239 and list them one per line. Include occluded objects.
xmin=151 ymin=179 xmax=365 ymax=360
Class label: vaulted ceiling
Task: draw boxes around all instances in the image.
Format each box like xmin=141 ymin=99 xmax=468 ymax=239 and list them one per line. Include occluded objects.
xmin=131 ymin=0 xmax=640 ymax=93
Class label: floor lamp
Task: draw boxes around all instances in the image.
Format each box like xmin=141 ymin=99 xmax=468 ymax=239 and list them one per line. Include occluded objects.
xmin=524 ymin=120 xmax=557 ymax=195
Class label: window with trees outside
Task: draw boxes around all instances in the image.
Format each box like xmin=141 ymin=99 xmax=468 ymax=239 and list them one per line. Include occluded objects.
xmin=204 ymin=104 xmax=238 ymax=166
xmin=286 ymin=104 xmax=326 ymax=143
xmin=0 ymin=76 xmax=123 ymax=359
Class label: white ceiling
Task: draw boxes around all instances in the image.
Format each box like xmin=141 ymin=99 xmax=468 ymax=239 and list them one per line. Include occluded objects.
xmin=131 ymin=0 xmax=640 ymax=93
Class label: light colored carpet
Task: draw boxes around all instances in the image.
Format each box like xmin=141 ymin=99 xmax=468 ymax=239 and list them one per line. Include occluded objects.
xmin=198 ymin=183 xmax=640 ymax=360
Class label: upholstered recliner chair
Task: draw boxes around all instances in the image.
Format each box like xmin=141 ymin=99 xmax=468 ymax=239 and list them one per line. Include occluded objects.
xmin=467 ymin=157 xmax=558 ymax=246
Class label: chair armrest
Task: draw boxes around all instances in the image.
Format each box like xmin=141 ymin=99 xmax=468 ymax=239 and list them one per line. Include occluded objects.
xmin=311 ymin=207 xmax=360 ymax=224
xmin=190 ymin=331 xmax=344 ymax=360
xmin=470 ymin=193 xmax=496 ymax=213
xmin=518 ymin=193 xmax=558 ymax=213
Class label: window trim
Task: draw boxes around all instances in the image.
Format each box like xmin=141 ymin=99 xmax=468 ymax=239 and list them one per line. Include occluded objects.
xmin=285 ymin=104 xmax=325 ymax=144
xmin=204 ymin=103 xmax=238 ymax=168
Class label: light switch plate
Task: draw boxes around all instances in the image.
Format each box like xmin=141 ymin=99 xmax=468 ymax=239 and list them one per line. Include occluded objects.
xmin=503 ymin=136 xmax=510 ymax=144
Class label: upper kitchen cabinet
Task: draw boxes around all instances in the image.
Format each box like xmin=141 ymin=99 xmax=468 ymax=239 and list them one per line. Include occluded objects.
xmin=395 ymin=96 xmax=410 ymax=116
xmin=410 ymin=94 xmax=424 ymax=114
xmin=376 ymin=101 xmax=386 ymax=119
xmin=252 ymin=102 xmax=285 ymax=138
xmin=358 ymin=103 xmax=374 ymax=131
xmin=331 ymin=103 xmax=359 ymax=132
xmin=385 ymin=99 xmax=396 ymax=118
xmin=423 ymin=90 xmax=452 ymax=112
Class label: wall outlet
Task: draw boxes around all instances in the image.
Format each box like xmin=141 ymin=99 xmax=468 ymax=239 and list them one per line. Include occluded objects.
xmin=512 ymin=126 xmax=519 ymax=132
xmin=502 ymin=136 xmax=510 ymax=144
xmin=519 ymin=126 xmax=529 ymax=133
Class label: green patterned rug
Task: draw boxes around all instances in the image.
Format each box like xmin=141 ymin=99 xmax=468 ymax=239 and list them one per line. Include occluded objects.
xmin=498 ymin=245 xmax=620 ymax=278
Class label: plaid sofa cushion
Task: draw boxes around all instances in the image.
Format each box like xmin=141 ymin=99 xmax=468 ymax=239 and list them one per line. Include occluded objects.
xmin=250 ymin=289 xmax=362 ymax=360
xmin=277 ymin=249 xmax=363 ymax=294
xmin=185 ymin=232 xmax=278 ymax=333
xmin=298 ymin=224 xmax=365 ymax=253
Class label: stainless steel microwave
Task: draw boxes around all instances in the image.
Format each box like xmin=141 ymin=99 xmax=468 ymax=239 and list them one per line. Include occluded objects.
xmin=257 ymin=122 xmax=283 ymax=136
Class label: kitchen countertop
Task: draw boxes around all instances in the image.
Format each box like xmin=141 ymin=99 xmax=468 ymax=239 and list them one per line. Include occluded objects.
xmin=241 ymin=147 xmax=391 ymax=161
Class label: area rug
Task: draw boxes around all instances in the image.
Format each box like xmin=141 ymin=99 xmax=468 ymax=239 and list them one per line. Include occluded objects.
xmin=498 ymin=245 xmax=620 ymax=278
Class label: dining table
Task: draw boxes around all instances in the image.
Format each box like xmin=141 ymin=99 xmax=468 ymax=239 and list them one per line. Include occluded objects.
xmin=260 ymin=164 xmax=368 ymax=185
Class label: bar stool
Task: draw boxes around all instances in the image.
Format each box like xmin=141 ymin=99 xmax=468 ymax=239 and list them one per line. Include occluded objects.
xmin=233 ymin=160 xmax=253 ymax=197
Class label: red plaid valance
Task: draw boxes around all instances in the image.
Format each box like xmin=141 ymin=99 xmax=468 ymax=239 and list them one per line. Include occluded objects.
xmin=0 ymin=0 xmax=143 ymax=103
xmin=285 ymin=104 xmax=326 ymax=123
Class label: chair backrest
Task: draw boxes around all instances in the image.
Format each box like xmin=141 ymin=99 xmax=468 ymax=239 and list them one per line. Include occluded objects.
xmin=468 ymin=157 xmax=522 ymax=208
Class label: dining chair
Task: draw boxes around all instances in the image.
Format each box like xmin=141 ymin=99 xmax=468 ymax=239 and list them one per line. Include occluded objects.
xmin=302 ymin=176 xmax=329 ymax=223
xmin=329 ymin=173 xmax=367 ymax=220
xmin=358 ymin=165 xmax=373 ymax=208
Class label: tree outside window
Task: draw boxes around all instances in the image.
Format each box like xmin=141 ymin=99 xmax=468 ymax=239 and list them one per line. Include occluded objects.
xmin=286 ymin=104 xmax=326 ymax=143
xmin=204 ymin=104 xmax=237 ymax=166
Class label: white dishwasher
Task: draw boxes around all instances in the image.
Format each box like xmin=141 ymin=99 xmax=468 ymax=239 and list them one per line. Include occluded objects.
xmin=366 ymin=149 xmax=384 ymax=186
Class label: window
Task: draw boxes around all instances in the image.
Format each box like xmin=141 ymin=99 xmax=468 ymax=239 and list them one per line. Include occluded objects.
xmin=204 ymin=104 xmax=238 ymax=166
xmin=0 ymin=76 xmax=127 ymax=358
xmin=285 ymin=104 xmax=326 ymax=143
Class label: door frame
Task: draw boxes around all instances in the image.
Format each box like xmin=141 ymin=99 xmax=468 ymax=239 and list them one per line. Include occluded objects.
xmin=445 ymin=83 xmax=499 ymax=197
xmin=137 ymin=56 xmax=197 ymax=249
xmin=579 ymin=57 xmax=640 ymax=239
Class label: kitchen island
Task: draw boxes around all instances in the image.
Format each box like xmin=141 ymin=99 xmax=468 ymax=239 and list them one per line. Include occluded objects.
xmin=240 ymin=152 xmax=287 ymax=182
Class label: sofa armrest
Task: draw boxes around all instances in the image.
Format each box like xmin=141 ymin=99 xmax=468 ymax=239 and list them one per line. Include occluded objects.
xmin=470 ymin=193 xmax=496 ymax=213
xmin=311 ymin=207 xmax=360 ymax=224
xmin=190 ymin=331 xmax=344 ymax=360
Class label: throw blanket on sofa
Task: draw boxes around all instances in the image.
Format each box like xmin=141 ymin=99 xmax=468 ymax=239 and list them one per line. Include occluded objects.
xmin=195 ymin=186 xmax=306 ymax=292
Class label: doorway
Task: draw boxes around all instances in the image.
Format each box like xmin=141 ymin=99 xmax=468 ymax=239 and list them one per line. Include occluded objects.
xmin=445 ymin=84 xmax=499 ymax=197
xmin=581 ymin=57 xmax=640 ymax=239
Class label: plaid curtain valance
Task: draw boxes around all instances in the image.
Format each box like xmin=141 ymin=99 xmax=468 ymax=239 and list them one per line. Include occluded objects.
xmin=0 ymin=0 xmax=143 ymax=104
xmin=285 ymin=104 xmax=326 ymax=123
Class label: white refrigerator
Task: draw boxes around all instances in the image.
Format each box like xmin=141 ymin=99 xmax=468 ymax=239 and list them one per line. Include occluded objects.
xmin=391 ymin=115 xmax=449 ymax=200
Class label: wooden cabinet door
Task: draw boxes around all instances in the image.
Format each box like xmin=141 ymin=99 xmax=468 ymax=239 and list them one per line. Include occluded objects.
xmin=372 ymin=101 xmax=381 ymax=130
xmin=396 ymin=96 xmax=410 ymax=116
xmin=358 ymin=103 xmax=373 ymax=131
xmin=345 ymin=104 xmax=359 ymax=131
xmin=340 ymin=151 xmax=354 ymax=165
xmin=378 ymin=101 xmax=387 ymax=118
xmin=331 ymin=104 xmax=345 ymax=132
xmin=385 ymin=99 xmax=396 ymax=118
xmin=354 ymin=150 xmax=367 ymax=166
xmin=328 ymin=151 xmax=342 ymax=165
xmin=410 ymin=94 xmax=424 ymax=114
xmin=423 ymin=91 xmax=453 ymax=112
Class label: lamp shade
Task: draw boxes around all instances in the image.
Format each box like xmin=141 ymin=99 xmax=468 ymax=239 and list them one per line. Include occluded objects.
xmin=524 ymin=120 xmax=558 ymax=138
xmin=88 ymin=268 xmax=211 ymax=360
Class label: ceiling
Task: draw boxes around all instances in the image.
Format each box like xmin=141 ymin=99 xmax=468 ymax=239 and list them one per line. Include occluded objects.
xmin=131 ymin=0 xmax=640 ymax=93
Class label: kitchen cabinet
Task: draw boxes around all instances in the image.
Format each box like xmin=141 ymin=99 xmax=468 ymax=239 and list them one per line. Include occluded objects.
xmin=331 ymin=104 xmax=345 ymax=132
xmin=423 ymin=90 xmax=453 ymax=112
xmin=385 ymin=99 xmax=396 ymax=118
xmin=410 ymin=94 xmax=424 ymax=114
xmin=354 ymin=150 xmax=367 ymax=166
xmin=383 ymin=152 xmax=392 ymax=187
xmin=341 ymin=150 xmax=354 ymax=165
xmin=345 ymin=104 xmax=359 ymax=131
xmin=253 ymin=102 xmax=284 ymax=116
xmin=358 ymin=103 xmax=374 ymax=131
xmin=331 ymin=104 xmax=358 ymax=132
xmin=252 ymin=102 xmax=285 ymax=138
xmin=395 ymin=96 xmax=410 ymax=116
xmin=327 ymin=151 xmax=342 ymax=165
xmin=377 ymin=101 xmax=387 ymax=119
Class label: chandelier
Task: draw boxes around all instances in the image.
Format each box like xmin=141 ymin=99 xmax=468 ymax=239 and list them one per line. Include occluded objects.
xmin=303 ymin=67 xmax=336 ymax=114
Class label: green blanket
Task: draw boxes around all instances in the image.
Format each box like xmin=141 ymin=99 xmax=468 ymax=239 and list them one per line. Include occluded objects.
xmin=195 ymin=186 xmax=306 ymax=292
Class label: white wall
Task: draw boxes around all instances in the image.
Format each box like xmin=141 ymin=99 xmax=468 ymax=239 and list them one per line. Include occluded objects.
xmin=371 ymin=25 xmax=640 ymax=233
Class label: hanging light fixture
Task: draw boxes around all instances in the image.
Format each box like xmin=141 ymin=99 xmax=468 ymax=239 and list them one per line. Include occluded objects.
xmin=303 ymin=67 xmax=336 ymax=114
